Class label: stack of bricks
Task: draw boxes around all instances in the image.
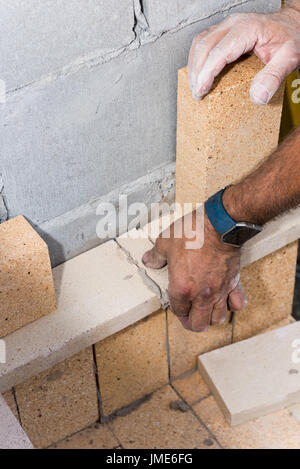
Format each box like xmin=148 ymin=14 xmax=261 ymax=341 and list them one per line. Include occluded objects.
xmin=2 ymin=310 xmax=169 ymax=448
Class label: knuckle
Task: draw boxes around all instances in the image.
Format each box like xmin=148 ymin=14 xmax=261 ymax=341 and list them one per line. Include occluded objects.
xmin=208 ymin=45 xmax=222 ymax=58
xmin=267 ymin=66 xmax=284 ymax=85
xmin=288 ymin=41 xmax=300 ymax=64
xmin=177 ymin=282 xmax=194 ymax=299
xmin=171 ymin=279 xmax=194 ymax=299
xmin=288 ymin=38 xmax=298 ymax=51
xmin=225 ymin=12 xmax=259 ymax=30
xmin=199 ymin=285 xmax=215 ymax=301
xmin=211 ymin=316 xmax=226 ymax=326
xmin=228 ymin=275 xmax=240 ymax=292
xmin=223 ymin=13 xmax=244 ymax=25
xmin=199 ymin=280 xmax=223 ymax=303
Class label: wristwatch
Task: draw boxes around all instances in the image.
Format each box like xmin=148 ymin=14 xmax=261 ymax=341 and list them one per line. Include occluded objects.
xmin=204 ymin=187 xmax=263 ymax=248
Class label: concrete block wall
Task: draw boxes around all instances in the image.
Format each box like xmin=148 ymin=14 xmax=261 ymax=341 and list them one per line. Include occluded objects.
xmin=0 ymin=0 xmax=281 ymax=266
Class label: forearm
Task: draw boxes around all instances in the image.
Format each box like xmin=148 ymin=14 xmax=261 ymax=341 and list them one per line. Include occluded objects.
xmin=223 ymin=127 xmax=300 ymax=225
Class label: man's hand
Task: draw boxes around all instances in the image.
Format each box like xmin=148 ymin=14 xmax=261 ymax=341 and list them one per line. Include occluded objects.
xmin=142 ymin=211 xmax=247 ymax=332
xmin=188 ymin=3 xmax=300 ymax=104
xmin=142 ymin=123 xmax=300 ymax=333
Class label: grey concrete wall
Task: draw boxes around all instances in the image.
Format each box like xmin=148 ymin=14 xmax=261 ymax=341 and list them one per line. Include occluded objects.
xmin=0 ymin=0 xmax=281 ymax=266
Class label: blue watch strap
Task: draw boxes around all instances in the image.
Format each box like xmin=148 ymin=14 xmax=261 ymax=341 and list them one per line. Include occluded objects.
xmin=205 ymin=188 xmax=236 ymax=235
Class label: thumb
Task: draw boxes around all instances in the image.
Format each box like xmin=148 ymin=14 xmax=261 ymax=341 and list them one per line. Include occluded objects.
xmin=251 ymin=43 xmax=299 ymax=105
xmin=142 ymin=239 xmax=167 ymax=269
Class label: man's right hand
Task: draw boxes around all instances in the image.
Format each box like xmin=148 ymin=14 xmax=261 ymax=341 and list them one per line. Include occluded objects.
xmin=188 ymin=2 xmax=300 ymax=104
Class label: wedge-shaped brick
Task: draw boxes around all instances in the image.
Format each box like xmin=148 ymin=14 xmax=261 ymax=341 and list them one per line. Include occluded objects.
xmin=0 ymin=216 xmax=56 ymax=338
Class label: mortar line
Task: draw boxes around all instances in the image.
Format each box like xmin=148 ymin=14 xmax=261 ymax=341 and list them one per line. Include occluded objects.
xmin=106 ymin=423 xmax=124 ymax=449
xmin=103 ymin=381 xmax=171 ymax=423
xmin=45 ymin=420 xmax=121 ymax=449
xmin=165 ymin=308 xmax=172 ymax=382
xmin=190 ymin=393 xmax=212 ymax=407
xmin=12 ymin=386 xmax=23 ymax=426
xmin=92 ymin=344 xmax=105 ymax=423
xmin=169 ymin=365 xmax=213 ymax=406
xmin=170 ymin=382 xmax=224 ymax=449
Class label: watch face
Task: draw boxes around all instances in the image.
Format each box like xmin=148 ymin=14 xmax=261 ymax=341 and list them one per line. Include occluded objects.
xmin=222 ymin=224 xmax=262 ymax=247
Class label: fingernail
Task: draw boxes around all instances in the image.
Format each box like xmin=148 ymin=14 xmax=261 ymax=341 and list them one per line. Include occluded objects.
xmin=192 ymin=91 xmax=201 ymax=100
xmin=251 ymin=84 xmax=270 ymax=105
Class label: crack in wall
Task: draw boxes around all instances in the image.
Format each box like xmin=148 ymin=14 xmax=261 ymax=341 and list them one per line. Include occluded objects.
xmin=6 ymin=0 xmax=266 ymax=97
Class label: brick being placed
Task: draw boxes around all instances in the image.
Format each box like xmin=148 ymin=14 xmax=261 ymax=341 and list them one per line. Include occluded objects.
xmin=0 ymin=216 xmax=56 ymax=338
xmin=176 ymin=55 xmax=285 ymax=205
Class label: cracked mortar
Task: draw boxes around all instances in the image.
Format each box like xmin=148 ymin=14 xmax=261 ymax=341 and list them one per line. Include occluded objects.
xmin=115 ymin=238 xmax=168 ymax=308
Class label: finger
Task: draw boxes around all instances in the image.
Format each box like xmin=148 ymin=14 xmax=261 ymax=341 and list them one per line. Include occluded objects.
xmin=188 ymin=31 xmax=209 ymax=90
xmin=193 ymin=25 xmax=257 ymax=99
xmin=189 ymin=300 xmax=213 ymax=332
xmin=168 ymin=272 xmax=193 ymax=318
xmin=189 ymin=25 xmax=230 ymax=96
xmin=169 ymin=295 xmax=192 ymax=319
xmin=228 ymin=281 xmax=247 ymax=312
xmin=188 ymin=25 xmax=219 ymax=90
xmin=250 ymin=42 xmax=300 ymax=105
xmin=142 ymin=238 xmax=167 ymax=269
xmin=211 ymin=297 xmax=228 ymax=326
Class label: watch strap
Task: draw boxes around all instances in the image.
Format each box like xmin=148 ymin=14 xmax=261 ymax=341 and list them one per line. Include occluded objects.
xmin=205 ymin=188 xmax=236 ymax=235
